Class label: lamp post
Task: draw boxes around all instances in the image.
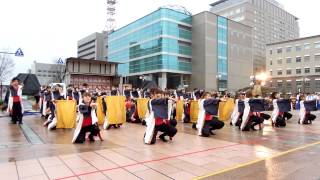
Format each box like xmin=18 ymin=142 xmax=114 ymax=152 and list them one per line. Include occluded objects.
xmin=216 ymin=74 xmax=222 ymax=92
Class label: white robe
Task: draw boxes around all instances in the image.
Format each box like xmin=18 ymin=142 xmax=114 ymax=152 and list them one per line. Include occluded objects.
xmin=240 ymin=98 xmax=251 ymax=131
xmin=271 ymin=99 xmax=279 ymax=123
xmin=7 ymin=85 xmax=24 ymax=114
xmin=230 ymin=99 xmax=240 ymax=126
xmin=143 ymin=99 xmax=173 ymax=144
xmin=299 ymin=100 xmax=306 ymax=124
xmin=196 ymin=99 xmax=206 ymax=136
xmin=72 ymin=103 xmax=98 ymax=143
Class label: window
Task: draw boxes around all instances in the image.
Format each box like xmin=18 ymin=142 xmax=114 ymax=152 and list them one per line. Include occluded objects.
xmin=269 ymin=70 xmax=272 ymax=76
xmin=286 ymin=82 xmax=292 ymax=89
xmin=277 ymin=48 xmax=282 ymax=54
xmin=286 ymin=47 xmax=292 ymax=52
xmin=296 ymin=81 xmax=302 ymax=87
xmin=305 ymin=67 xmax=310 ymax=74
xmin=304 ymin=56 xmax=310 ymax=62
xmin=304 ymin=44 xmax=310 ymax=50
xmin=270 ymin=60 xmax=272 ymax=65
xmin=37 ymin=70 xmax=41 ymax=72
xmin=315 ymin=42 xmax=320 ymax=48
xmin=315 ymin=55 xmax=320 ymax=61
xmin=316 ymin=80 xmax=320 ymax=88
xmin=277 ymin=70 xmax=282 ymax=75
xmin=277 ymin=59 xmax=282 ymax=64
xmin=286 ymin=69 xmax=292 ymax=75
xmin=315 ymin=67 xmax=320 ymax=73
xmin=296 ymin=45 xmax=301 ymax=51
xmin=277 ymin=82 xmax=283 ymax=88
xmin=296 ymin=57 xmax=302 ymax=63
xmin=286 ymin=58 xmax=292 ymax=63
xmin=305 ymin=80 xmax=310 ymax=87
xmin=296 ymin=68 xmax=301 ymax=74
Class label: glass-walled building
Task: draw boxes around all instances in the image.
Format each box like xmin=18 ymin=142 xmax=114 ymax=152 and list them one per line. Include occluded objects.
xmin=108 ymin=7 xmax=253 ymax=91
xmin=108 ymin=8 xmax=192 ymax=89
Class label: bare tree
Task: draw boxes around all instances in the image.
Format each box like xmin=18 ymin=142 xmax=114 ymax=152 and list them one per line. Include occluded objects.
xmin=49 ymin=58 xmax=66 ymax=83
xmin=0 ymin=54 xmax=15 ymax=101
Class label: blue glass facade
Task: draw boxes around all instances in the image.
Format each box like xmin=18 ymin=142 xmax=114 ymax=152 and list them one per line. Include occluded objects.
xmin=217 ymin=16 xmax=228 ymax=90
xmin=108 ymin=8 xmax=192 ymax=76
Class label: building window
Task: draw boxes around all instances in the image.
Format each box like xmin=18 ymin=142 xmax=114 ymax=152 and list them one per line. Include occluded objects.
xmin=269 ymin=49 xmax=272 ymax=54
xmin=315 ymin=42 xmax=320 ymax=48
xmin=38 ymin=70 xmax=41 ymax=72
xmin=269 ymin=70 xmax=272 ymax=76
xmin=277 ymin=48 xmax=282 ymax=54
xmin=315 ymin=55 xmax=320 ymax=61
xmin=296 ymin=57 xmax=302 ymax=63
xmin=296 ymin=68 xmax=301 ymax=74
xmin=286 ymin=58 xmax=292 ymax=63
xmin=286 ymin=69 xmax=292 ymax=75
xmin=296 ymin=45 xmax=301 ymax=51
xmin=305 ymin=68 xmax=310 ymax=74
xmin=286 ymin=47 xmax=292 ymax=52
xmin=315 ymin=67 xmax=320 ymax=73
xmin=286 ymin=82 xmax=292 ymax=89
xmin=305 ymin=80 xmax=310 ymax=87
xmin=304 ymin=56 xmax=310 ymax=62
xmin=296 ymin=81 xmax=302 ymax=87
xmin=277 ymin=70 xmax=282 ymax=75
xmin=277 ymin=59 xmax=282 ymax=64
xmin=270 ymin=60 xmax=272 ymax=65
xmin=304 ymin=44 xmax=310 ymax=50
xmin=316 ymin=80 xmax=320 ymax=88
xmin=277 ymin=82 xmax=283 ymax=88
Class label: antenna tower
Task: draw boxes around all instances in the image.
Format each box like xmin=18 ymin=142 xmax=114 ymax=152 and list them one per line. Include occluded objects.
xmin=105 ymin=0 xmax=117 ymax=31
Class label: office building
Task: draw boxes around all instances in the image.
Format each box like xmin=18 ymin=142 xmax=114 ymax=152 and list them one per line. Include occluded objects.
xmin=266 ymin=35 xmax=320 ymax=94
xmin=77 ymin=32 xmax=108 ymax=60
xmin=210 ymin=0 xmax=299 ymax=73
xmin=31 ymin=61 xmax=65 ymax=85
xmin=108 ymin=7 xmax=253 ymax=91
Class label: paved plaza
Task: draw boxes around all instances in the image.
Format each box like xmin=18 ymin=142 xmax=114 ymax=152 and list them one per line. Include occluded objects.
xmin=0 ymin=111 xmax=320 ymax=180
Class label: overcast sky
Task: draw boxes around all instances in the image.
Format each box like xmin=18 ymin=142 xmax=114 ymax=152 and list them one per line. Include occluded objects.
xmin=0 ymin=0 xmax=319 ymax=83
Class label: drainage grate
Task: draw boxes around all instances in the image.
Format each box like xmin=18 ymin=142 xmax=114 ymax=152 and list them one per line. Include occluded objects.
xmin=19 ymin=124 xmax=44 ymax=145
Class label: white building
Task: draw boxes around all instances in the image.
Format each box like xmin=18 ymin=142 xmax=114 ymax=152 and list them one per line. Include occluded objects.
xmin=210 ymin=0 xmax=299 ymax=73
xmin=31 ymin=61 xmax=65 ymax=85
xmin=77 ymin=31 xmax=108 ymax=60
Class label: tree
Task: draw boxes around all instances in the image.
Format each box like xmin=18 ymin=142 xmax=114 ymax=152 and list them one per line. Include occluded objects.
xmin=49 ymin=58 xmax=66 ymax=83
xmin=0 ymin=54 xmax=15 ymax=101
xmin=50 ymin=64 xmax=66 ymax=83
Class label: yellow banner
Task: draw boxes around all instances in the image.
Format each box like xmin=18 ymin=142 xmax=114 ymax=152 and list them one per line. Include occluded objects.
xmin=176 ymin=100 xmax=184 ymax=121
xmin=106 ymin=96 xmax=126 ymax=124
xmin=190 ymin=100 xmax=199 ymax=123
xmin=96 ymin=97 xmax=105 ymax=125
xmin=136 ymin=98 xmax=149 ymax=119
xmin=218 ymin=98 xmax=235 ymax=121
xmin=56 ymin=100 xmax=76 ymax=128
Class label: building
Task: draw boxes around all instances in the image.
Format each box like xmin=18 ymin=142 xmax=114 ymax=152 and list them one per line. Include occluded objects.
xmin=64 ymin=57 xmax=119 ymax=90
xmin=108 ymin=7 xmax=193 ymax=90
xmin=31 ymin=61 xmax=65 ymax=85
xmin=210 ymin=0 xmax=299 ymax=73
xmin=266 ymin=35 xmax=320 ymax=94
xmin=108 ymin=7 xmax=253 ymax=91
xmin=77 ymin=32 xmax=108 ymax=60
xmin=192 ymin=11 xmax=252 ymax=91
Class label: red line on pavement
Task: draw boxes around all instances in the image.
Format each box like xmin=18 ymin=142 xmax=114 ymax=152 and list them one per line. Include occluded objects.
xmin=54 ymin=141 xmax=259 ymax=180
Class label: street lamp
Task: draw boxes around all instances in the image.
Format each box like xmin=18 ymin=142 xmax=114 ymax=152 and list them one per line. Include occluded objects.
xmin=216 ymin=74 xmax=222 ymax=91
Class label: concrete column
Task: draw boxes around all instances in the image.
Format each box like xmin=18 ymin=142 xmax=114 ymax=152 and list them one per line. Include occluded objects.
xmin=158 ymin=72 xmax=167 ymax=90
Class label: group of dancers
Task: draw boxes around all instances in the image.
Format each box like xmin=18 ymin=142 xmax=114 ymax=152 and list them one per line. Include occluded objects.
xmin=3 ymin=78 xmax=318 ymax=145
